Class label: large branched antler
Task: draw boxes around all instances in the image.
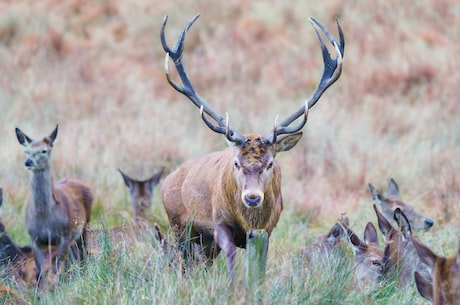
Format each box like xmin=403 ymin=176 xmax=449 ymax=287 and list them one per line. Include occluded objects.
xmin=268 ymin=17 xmax=345 ymax=144
xmin=161 ymin=14 xmax=247 ymax=145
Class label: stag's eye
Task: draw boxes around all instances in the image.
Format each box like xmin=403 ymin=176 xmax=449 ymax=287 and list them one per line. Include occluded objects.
xmin=41 ymin=149 xmax=47 ymax=154
xmin=234 ymin=161 xmax=240 ymax=169
xmin=267 ymin=161 xmax=274 ymax=170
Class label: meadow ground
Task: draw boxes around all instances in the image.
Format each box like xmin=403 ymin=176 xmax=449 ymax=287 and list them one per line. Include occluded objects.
xmin=0 ymin=0 xmax=459 ymax=304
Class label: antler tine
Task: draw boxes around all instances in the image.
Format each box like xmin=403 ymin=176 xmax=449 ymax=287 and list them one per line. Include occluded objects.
xmin=268 ymin=17 xmax=344 ymax=143
xmin=161 ymin=14 xmax=246 ymax=144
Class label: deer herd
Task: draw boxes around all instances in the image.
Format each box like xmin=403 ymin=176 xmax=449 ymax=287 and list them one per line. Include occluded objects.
xmin=0 ymin=14 xmax=458 ymax=304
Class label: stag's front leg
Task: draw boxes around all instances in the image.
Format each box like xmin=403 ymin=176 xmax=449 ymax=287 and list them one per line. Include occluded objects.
xmin=215 ymin=223 xmax=237 ymax=279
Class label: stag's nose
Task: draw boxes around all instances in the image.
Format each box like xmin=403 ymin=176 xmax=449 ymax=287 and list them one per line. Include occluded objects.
xmin=425 ymin=219 xmax=434 ymax=228
xmin=24 ymin=159 xmax=33 ymax=168
xmin=245 ymin=194 xmax=261 ymax=207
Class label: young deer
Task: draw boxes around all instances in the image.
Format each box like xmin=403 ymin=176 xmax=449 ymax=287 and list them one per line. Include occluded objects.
xmin=346 ymin=222 xmax=384 ymax=288
xmin=369 ymin=178 xmax=434 ymax=231
xmin=15 ymin=125 xmax=93 ymax=281
xmin=411 ymin=236 xmax=460 ymax=304
xmin=160 ymin=14 xmax=344 ymax=278
xmin=87 ymin=169 xmax=163 ymax=251
xmin=373 ymin=204 xmax=429 ymax=287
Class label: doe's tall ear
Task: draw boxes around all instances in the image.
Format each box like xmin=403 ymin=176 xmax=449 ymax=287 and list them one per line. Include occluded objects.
xmin=363 ymin=222 xmax=379 ymax=246
xmin=48 ymin=124 xmax=59 ymax=145
xmin=394 ymin=208 xmax=412 ymax=239
xmin=15 ymin=128 xmax=33 ymax=146
xmin=414 ymin=271 xmax=433 ymax=302
xmin=387 ymin=178 xmax=400 ymax=198
xmin=273 ymin=132 xmax=302 ymax=153
xmin=369 ymin=183 xmax=385 ymax=205
xmin=118 ymin=169 xmax=134 ymax=189
xmin=147 ymin=168 xmax=164 ymax=191
xmin=0 ymin=188 xmax=3 ymax=207
xmin=373 ymin=204 xmax=392 ymax=238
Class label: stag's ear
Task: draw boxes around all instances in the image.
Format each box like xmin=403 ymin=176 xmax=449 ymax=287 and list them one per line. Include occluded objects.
xmin=394 ymin=208 xmax=412 ymax=239
xmin=411 ymin=235 xmax=438 ymax=270
xmin=373 ymin=204 xmax=392 ymax=238
xmin=48 ymin=124 xmax=58 ymax=146
xmin=414 ymin=271 xmax=433 ymax=302
xmin=15 ymin=128 xmax=33 ymax=146
xmin=363 ymin=222 xmax=379 ymax=246
xmin=273 ymin=132 xmax=302 ymax=153
xmin=387 ymin=178 xmax=400 ymax=198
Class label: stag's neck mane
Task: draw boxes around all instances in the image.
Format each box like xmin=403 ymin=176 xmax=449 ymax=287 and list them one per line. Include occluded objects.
xmin=30 ymin=169 xmax=56 ymax=214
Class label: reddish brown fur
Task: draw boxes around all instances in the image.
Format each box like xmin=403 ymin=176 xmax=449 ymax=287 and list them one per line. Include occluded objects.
xmin=162 ymin=133 xmax=300 ymax=275
xmin=16 ymin=125 xmax=93 ymax=282
xmin=412 ymin=236 xmax=460 ymax=304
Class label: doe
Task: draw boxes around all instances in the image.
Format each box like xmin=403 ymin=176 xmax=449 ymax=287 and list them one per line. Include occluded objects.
xmin=16 ymin=125 xmax=93 ymax=281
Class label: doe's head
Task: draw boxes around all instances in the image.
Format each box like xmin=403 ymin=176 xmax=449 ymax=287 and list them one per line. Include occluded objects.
xmin=15 ymin=125 xmax=58 ymax=172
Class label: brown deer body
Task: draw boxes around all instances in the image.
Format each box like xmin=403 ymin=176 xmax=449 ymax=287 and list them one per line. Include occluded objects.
xmin=87 ymin=169 xmax=163 ymax=252
xmin=369 ymin=179 xmax=434 ymax=231
xmin=160 ymin=14 xmax=344 ymax=276
xmin=412 ymin=236 xmax=460 ymax=304
xmin=16 ymin=125 xmax=93 ymax=281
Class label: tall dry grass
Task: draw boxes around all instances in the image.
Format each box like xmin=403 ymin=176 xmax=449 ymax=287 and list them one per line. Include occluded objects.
xmin=0 ymin=0 xmax=459 ymax=303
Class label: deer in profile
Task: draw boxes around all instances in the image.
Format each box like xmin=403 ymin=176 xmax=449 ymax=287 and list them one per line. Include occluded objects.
xmin=411 ymin=236 xmax=460 ymax=304
xmin=373 ymin=204 xmax=429 ymax=287
xmin=346 ymin=222 xmax=384 ymax=289
xmin=87 ymin=169 xmax=163 ymax=252
xmin=369 ymin=178 xmax=434 ymax=231
xmin=15 ymin=125 xmax=93 ymax=282
xmin=160 ymin=14 xmax=344 ymax=277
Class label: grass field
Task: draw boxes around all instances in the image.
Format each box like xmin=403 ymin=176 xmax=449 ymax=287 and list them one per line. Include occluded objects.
xmin=0 ymin=0 xmax=459 ymax=304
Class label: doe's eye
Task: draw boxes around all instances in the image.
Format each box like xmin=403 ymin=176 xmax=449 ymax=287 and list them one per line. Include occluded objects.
xmin=372 ymin=260 xmax=381 ymax=266
xmin=41 ymin=150 xmax=47 ymax=154
xmin=234 ymin=161 xmax=240 ymax=169
xmin=267 ymin=161 xmax=274 ymax=170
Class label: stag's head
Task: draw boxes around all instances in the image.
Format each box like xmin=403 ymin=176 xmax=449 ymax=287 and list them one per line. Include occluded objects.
xmin=15 ymin=125 xmax=58 ymax=172
xmin=160 ymin=14 xmax=344 ymax=209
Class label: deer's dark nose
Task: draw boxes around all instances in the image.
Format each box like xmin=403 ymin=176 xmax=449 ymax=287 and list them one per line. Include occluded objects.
xmin=245 ymin=195 xmax=261 ymax=207
xmin=425 ymin=219 xmax=434 ymax=228
xmin=24 ymin=159 xmax=33 ymax=168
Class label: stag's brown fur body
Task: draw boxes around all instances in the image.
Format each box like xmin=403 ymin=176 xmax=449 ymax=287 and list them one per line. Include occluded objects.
xmin=162 ymin=135 xmax=284 ymax=253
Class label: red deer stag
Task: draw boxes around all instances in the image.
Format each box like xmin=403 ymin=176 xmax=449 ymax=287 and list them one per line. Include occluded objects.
xmin=160 ymin=14 xmax=344 ymax=277
xmin=369 ymin=179 xmax=434 ymax=231
xmin=411 ymin=236 xmax=460 ymax=304
xmin=16 ymin=125 xmax=93 ymax=282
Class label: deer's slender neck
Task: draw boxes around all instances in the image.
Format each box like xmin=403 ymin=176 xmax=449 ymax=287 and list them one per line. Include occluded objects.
xmin=30 ymin=169 xmax=55 ymax=213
